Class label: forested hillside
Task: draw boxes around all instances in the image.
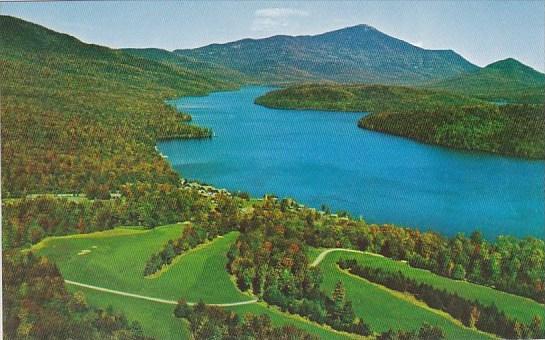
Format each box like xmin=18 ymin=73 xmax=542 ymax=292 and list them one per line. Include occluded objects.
xmin=0 ymin=15 xmax=239 ymax=198
xmin=0 ymin=15 xmax=238 ymax=339
xmin=122 ymin=48 xmax=249 ymax=84
xmin=255 ymin=83 xmax=485 ymax=112
xmin=256 ymin=84 xmax=545 ymax=159
xmin=427 ymin=58 xmax=545 ymax=104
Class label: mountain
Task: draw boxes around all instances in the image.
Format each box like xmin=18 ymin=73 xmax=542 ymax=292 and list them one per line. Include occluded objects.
xmin=0 ymin=16 xmax=239 ymax=92
xmin=428 ymin=58 xmax=545 ymax=104
xmin=0 ymin=15 xmax=239 ymax=197
xmin=122 ymin=47 xmax=248 ymax=84
xmin=174 ymin=24 xmax=479 ymax=85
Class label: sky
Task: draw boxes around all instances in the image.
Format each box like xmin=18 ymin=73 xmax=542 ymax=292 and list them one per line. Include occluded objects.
xmin=2 ymin=1 xmax=544 ymax=71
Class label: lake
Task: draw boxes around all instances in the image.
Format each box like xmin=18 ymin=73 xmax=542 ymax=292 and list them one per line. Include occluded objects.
xmin=158 ymin=86 xmax=544 ymax=239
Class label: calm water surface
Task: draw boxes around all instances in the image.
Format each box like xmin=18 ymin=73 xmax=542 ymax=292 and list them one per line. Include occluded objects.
xmin=158 ymin=86 xmax=544 ymax=239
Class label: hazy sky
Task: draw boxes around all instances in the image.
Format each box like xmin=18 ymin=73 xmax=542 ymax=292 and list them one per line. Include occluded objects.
xmin=2 ymin=1 xmax=544 ymax=71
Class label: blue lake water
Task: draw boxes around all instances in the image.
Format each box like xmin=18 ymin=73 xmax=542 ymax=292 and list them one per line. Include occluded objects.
xmin=158 ymin=86 xmax=544 ymax=239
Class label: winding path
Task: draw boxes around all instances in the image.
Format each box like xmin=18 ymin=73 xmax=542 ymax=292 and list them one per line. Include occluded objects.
xmin=65 ymin=280 xmax=258 ymax=307
xmin=64 ymin=248 xmax=370 ymax=307
xmin=310 ymin=248 xmax=381 ymax=267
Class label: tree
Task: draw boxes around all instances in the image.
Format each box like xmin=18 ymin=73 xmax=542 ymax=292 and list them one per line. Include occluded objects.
xmin=174 ymin=299 xmax=192 ymax=318
xmin=320 ymin=204 xmax=331 ymax=214
xmin=84 ymin=180 xmax=110 ymax=200
xmin=470 ymin=231 xmax=483 ymax=245
xmin=332 ymin=280 xmax=346 ymax=308
xmin=71 ymin=291 xmax=89 ymax=312
xmin=340 ymin=301 xmax=356 ymax=324
xmin=463 ymin=305 xmax=480 ymax=328
xmin=351 ymin=318 xmax=371 ymax=336
xmin=529 ymin=316 xmax=543 ymax=338
xmin=452 ymin=264 xmax=466 ymax=280
xmin=418 ymin=323 xmax=445 ymax=340
xmin=162 ymin=241 xmax=176 ymax=265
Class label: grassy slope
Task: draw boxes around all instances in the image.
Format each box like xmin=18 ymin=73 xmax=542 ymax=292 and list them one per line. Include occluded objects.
xmin=318 ymin=250 xmax=544 ymax=325
xmin=34 ymin=225 xmax=348 ymax=339
xmin=256 ymin=84 xmax=545 ymax=159
xmin=427 ymin=58 xmax=545 ymax=104
xmin=33 ymin=225 xmax=249 ymax=303
xmin=316 ymin=252 xmax=492 ymax=339
xmin=68 ymin=286 xmax=190 ymax=340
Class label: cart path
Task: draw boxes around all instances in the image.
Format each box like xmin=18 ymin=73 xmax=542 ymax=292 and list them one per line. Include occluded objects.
xmin=65 ymin=248 xmax=377 ymax=306
xmin=310 ymin=248 xmax=383 ymax=267
xmin=65 ymin=279 xmax=258 ymax=307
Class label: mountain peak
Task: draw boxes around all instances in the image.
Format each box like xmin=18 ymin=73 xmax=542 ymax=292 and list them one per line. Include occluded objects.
xmin=485 ymin=58 xmax=541 ymax=74
xmin=344 ymin=23 xmax=378 ymax=31
xmin=175 ymin=22 xmax=478 ymax=84
xmin=316 ymin=23 xmax=381 ymax=38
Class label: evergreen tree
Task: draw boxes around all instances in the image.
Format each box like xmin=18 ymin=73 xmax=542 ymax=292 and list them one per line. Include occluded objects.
xmin=332 ymin=281 xmax=346 ymax=308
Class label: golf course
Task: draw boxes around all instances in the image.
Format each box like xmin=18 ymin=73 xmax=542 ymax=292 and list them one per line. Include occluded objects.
xmin=32 ymin=224 xmax=353 ymax=339
xmin=32 ymin=223 xmax=545 ymax=339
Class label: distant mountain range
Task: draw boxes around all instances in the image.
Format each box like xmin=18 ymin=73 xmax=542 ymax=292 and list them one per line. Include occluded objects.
xmin=173 ymin=24 xmax=480 ymax=85
xmin=4 ymin=14 xmax=543 ymax=103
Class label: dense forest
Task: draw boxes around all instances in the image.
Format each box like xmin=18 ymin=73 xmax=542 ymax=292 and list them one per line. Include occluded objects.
xmin=255 ymin=83 xmax=485 ymax=113
xmin=256 ymin=84 xmax=545 ymax=159
xmin=360 ymin=104 xmax=545 ymax=159
xmin=2 ymin=183 xmax=212 ymax=249
xmin=0 ymin=15 xmax=239 ymax=198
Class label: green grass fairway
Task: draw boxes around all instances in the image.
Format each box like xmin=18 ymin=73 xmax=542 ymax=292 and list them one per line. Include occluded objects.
xmin=322 ymin=250 xmax=544 ymax=324
xmin=34 ymin=225 xmax=353 ymax=339
xmin=316 ymin=251 xmax=493 ymax=339
xmin=33 ymin=224 xmax=248 ymax=303
xmin=68 ymin=285 xmax=190 ymax=339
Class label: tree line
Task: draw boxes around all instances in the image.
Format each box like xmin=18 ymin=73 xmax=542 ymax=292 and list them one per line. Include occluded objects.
xmin=2 ymin=183 xmax=213 ymax=249
xmin=173 ymin=300 xmax=318 ymax=340
xmin=143 ymin=193 xmax=240 ymax=276
xmin=338 ymin=258 xmax=545 ymax=339
xmin=377 ymin=323 xmax=445 ymax=340
xmin=303 ymin=211 xmax=544 ymax=304
xmin=226 ymin=198 xmax=371 ymax=336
